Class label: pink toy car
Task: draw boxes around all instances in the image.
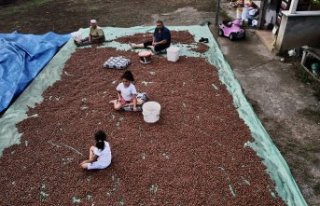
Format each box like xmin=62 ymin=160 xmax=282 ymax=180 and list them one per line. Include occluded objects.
xmin=218 ymin=19 xmax=246 ymax=41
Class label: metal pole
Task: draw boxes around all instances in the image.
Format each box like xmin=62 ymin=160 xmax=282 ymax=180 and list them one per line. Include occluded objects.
xmin=215 ymin=0 xmax=221 ymax=26
xmin=258 ymin=0 xmax=266 ymax=29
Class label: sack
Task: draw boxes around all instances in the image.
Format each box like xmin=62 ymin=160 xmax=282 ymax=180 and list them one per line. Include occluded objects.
xmin=103 ymin=56 xmax=131 ymax=69
xmin=137 ymin=92 xmax=149 ymax=104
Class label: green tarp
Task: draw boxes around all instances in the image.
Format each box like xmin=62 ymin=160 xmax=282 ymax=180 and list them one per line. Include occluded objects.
xmin=0 ymin=25 xmax=307 ymax=206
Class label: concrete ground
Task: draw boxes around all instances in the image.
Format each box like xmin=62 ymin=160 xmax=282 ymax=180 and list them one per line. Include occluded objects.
xmin=216 ymin=1 xmax=320 ymax=205
xmin=1 ymin=0 xmax=320 ymax=205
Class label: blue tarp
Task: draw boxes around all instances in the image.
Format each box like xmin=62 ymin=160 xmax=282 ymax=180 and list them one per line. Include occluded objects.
xmin=0 ymin=32 xmax=70 ymax=112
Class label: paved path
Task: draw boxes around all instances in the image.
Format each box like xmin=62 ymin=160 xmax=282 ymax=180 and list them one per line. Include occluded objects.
xmin=214 ymin=3 xmax=320 ymax=204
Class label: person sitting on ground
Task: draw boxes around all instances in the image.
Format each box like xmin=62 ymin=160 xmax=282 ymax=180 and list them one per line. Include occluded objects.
xmin=80 ymin=130 xmax=112 ymax=170
xmin=109 ymin=70 xmax=142 ymax=111
xmin=75 ymin=19 xmax=105 ymax=46
xmin=130 ymin=20 xmax=171 ymax=54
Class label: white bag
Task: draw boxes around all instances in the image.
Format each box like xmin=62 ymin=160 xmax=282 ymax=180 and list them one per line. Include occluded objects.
xmin=103 ymin=56 xmax=131 ymax=69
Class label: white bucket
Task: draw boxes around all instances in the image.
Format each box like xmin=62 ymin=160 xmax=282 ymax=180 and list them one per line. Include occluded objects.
xmin=142 ymin=101 xmax=161 ymax=123
xmin=167 ymin=46 xmax=180 ymax=62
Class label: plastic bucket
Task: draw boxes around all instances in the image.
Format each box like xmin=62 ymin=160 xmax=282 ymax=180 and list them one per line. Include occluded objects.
xmin=167 ymin=46 xmax=180 ymax=62
xmin=139 ymin=51 xmax=152 ymax=64
xmin=142 ymin=101 xmax=161 ymax=123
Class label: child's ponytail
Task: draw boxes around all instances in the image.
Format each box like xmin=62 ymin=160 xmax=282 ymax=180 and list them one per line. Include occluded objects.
xmin=95 ymin=130 xmax=107 ymax=150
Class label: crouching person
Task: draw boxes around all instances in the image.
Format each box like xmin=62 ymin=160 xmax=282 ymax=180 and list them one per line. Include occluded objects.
xmin=80 ymin=130 xmax=111 ymax=170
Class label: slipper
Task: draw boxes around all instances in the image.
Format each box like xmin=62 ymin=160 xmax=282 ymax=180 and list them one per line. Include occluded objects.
xmin=199 ymin=38 xmax=209 ymax=43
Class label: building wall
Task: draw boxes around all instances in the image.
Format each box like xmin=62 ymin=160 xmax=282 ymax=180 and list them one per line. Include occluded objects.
xmin=276 ymin=15 xmax=320 ymax=53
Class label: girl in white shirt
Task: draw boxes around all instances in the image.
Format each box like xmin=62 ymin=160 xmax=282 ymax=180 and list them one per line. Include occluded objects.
xmin=80 ymin=130 xmax=112 ymax=170
xmin=110 ymin=70 xmax=139 ymax=111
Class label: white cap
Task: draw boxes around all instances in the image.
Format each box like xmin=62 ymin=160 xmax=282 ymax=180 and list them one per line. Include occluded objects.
xmin=90 ymin=19 xmax=97 ymax=24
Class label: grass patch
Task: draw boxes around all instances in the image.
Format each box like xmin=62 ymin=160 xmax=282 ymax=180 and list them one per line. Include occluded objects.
xmin=313 ymin=182 xmax=320 ymax=195
xmin=298 ymin=108 xmax=320 ymax=124
xmin=296 ymin=65 xmax=313 ymax=83
xmin=0 ymin=0 xmax=51 ymax=15
xmin=301 ymin=142 xmax=320 ymax=153
xmin=311 ymin=157 xmax=320 ymax=165
xmin=294 ymin=63 xmax=320 ymax=100
xmin=220 ymin=9 xmax=232 ymax=21
xmin=285 ymin=141 xmax=299 ymax=152
xmin=301 ymin=166 xmax=314 ymax=182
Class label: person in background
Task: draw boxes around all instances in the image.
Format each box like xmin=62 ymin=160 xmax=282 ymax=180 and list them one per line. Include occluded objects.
xmin=130 ymin=20 xmax=171 ymax=54
xmin=241 ymin=0 xmax=255 ymax=22
xmin=246 ymin=3 xmax=259 ymax=26
xmin=80 ymin=130 xmax=112 ymax=170
xmin=74 ymin=19 xmax=105 ymax=46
